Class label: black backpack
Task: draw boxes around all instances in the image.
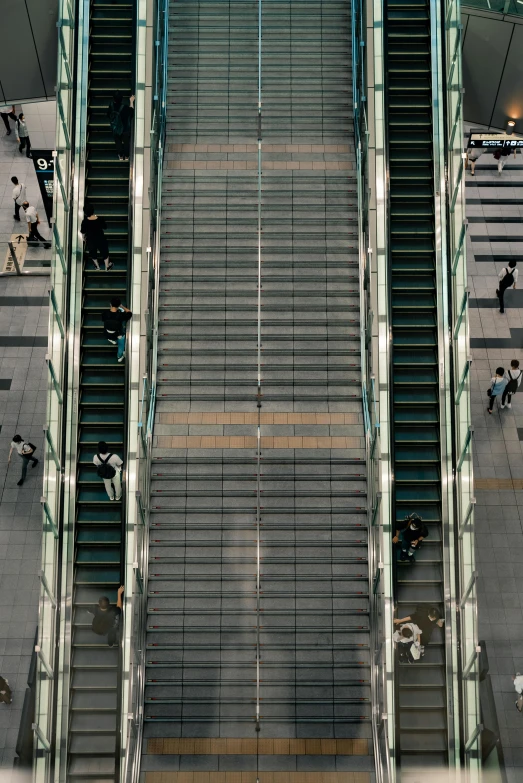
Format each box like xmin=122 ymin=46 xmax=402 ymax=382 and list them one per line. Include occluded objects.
xmin=500 ymin=268 xmax=515 ymax=290
xmin=96 ymin=454 xmax=116 ymax=479
xmin=506 ymin=370 xmax=521 ymax=394
xmin=25 ymin=442 xmax=37 ymax=453
xmin=398 ymin=643 xmax=417 ymax=664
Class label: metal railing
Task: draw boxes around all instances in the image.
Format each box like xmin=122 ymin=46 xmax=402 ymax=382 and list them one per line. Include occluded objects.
xmin=121 ymin=1 xmax=169 ymax=780
xmin=352 ymin=0 xmax=395 ymax=779
xmin=444 ymin=0 xmax=482 ymax=777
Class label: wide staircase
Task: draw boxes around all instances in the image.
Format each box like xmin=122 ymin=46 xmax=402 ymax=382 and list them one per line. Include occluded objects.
xmin=385 ymin=0 xmax=447 ymax=776
xmin=67 ymin=0 xmax=134 ymax=780
xmin=141 ymin=1 xmax=373 ymax=782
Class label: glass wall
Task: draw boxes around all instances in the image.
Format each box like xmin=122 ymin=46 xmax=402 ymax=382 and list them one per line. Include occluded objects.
xmin=352 ymin=0 xmax=395 ymax=780
xmin=33 ymin=0 xmax=76 ymax=777
xmin=445 ymin=0 xmax=481 ymax=778
xmin=121 ymin=1 xmax=168 ymax=780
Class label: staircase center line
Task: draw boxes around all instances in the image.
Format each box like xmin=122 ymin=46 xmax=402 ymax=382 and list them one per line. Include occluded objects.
xmin=255 ymin=0 xmax=263 ymax=774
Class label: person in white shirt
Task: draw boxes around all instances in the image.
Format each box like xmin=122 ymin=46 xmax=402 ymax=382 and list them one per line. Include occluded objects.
xmin=22 ymin=201 xmax=50 ymax=247
xmin=8 ymin=434 xmax=38 ymax=486
xmin=10 ymin=176 xmax=26 ymax=222
xmin=502 ymin=359 xmax=523 ymax=409
xmin=16 ymin=113 xmax=30 ymax=158
xmin=93 ymin=441 xmax=123 ymax=501
xmin=514 ymin=672 xmax=523 ymax=712
xmin=0 ymin=104 xmax=16 ymax=135
xmin=496 ymin=261 xmax=518 ymax=313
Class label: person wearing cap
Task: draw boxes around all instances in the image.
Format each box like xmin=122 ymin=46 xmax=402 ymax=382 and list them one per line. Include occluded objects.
xmin=392 ymin=513 xmax=429 ymax=563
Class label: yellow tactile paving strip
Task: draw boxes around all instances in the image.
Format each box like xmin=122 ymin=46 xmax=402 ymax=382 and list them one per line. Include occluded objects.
xmin=147 ymin=738 xmax=369 ymax=755
xmin=167 ymin=144 xmax=351 ymax=153
xmin=156 ymin=436 xmax=363 ymax=449
xmin=475 ymin=478 xmax=523 ymax=490
xmin=159 ymin=413 xmax=361 ymax=425
xmin=145 ymin=774 xmax=370 ymax=783
xmin=166 ymin=160 xmax=352 ymax=170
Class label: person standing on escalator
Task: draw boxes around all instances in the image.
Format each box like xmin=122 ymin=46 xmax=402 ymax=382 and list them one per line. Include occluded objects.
xmin=107 ymin=92 xmax=135 ymax=161
xmin=392 ymin=513 xmax=428 ymax=563
xmin=81 ymin=204 xmax=112 ymax=271
xmin=101 ymin=297 xmax=132 ymax=363
xmin=88 ymin=586 xmax=124 ymax=648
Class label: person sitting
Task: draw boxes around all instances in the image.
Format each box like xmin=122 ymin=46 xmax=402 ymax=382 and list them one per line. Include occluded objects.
xmin=393 ymin=622 xmax=423 ymax=662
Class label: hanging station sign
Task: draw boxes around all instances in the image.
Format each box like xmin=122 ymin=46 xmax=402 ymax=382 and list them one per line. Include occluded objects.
xmin=468 ymin=132 xmax=523 ymax=149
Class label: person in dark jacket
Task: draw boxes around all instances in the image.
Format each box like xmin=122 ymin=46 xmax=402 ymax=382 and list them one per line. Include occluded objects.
xmin=101 ymin=297 xmax=132 ymax=362
xmin=395 ymin=606 xmax=444 ymax=645
xmin=81 ymin=204 xmax=112 ymax=271
xmin=392 ymin=513 xmax=429 ymax=563
xmin=107 ymin=92 xmax=135 ymax=161
xmin=87 ymin=586 xmax=124 ymax=647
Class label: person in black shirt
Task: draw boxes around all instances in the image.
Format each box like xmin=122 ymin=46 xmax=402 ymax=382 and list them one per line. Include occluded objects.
xmin=101 ymin=297 xmax=132 ymax=362
xmin=108 ymin=92 xmax=135 ymax=161
xmin=88 ymin=586 xmax=124 ymax=647
xmin=395 ymin=606 xmax=443 ymax=645
xmin=81 ymin=204 xmax=112 ymax=271
xmin=392 ymin=512 xmax=429 ymax=562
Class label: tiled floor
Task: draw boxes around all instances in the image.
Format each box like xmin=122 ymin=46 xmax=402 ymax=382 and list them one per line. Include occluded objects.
xmin=0 ymin=100 xmax=54 ymax=770
xmin=465 ymin=125 xmax=523 ymax=780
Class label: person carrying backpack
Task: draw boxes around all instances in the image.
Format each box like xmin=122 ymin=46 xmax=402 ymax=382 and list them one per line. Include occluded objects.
xmin=393 ymin=622 xmax=423 ymax=663
xmin=496 ymin=260 xmax=518 ymax=313
xmin=93 ymin=441 xmax=123 ymax=501
xmin=502 ymin=359 xmax=522 ymax=409
xmin=88 ymin=586 xmax=124 ymax=648
xmin=107 ymin=92 xmax=135 ymax=161
xmin=8 ymin=434 xmax=38 ymax=486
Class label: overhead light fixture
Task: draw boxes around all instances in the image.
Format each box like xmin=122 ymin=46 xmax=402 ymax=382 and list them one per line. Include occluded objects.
xmin=507 ymin=120 xmax=516 ymax=135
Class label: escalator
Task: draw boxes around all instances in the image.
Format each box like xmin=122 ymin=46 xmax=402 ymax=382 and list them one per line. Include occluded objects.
xmin=67 ymin=0 xmax=134 ymax=780
xmin=384 ymin=0 xmax=447 ymax=776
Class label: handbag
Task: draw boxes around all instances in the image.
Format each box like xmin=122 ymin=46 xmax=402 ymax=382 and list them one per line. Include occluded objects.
xmin=410 ymin=642 xmax=421 ymax=661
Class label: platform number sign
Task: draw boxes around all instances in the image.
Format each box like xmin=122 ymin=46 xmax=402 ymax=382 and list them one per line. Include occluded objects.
xmin=30 ymin=150 xmax=54 ymax=227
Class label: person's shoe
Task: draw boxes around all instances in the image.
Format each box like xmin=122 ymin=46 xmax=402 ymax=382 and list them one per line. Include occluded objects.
xmin=496 ymin=289 xmax=499 ymax=296
xmin=487 ymin=408 xmax=493 ymax=414
xmin=501 ymin=404 xmax=505 ymax=409
xmin=13 ymin=215 xmax=20 ymax=221
xmin=44 ymin=243 xmax=51 ymax=249
xmin=507 ymin=402 xmax=512 ymax=408
xmin=106 ymin=261 xmax=114 ymax=271
xmin=115 ymin=495 xmax=122 ymax=501
xmin=118 ymin=155 xmax=124 ymax=161
xmin=19 ymin=147 xmax=23 ymax=154
xmin=17 ymin=479 xmax=23 ymax=486
xmin=6 ymin=129 xmax=11 ymax=136
xmin=107 ymin=338 xmax=117 ymax=345
xmin=500 ymin=310 xmax=504 ymax=314
xmin=31 ymin=459 xmax=38 ymax=468
xmin=118 ymin=353 xmax=125 ymax=363
xmin=109 ymin=496 xmax=115 ymax=501
xmin=400 ymin=552 xmax=408 ymax=562
xmin=470 ymin=171 xmax=474 ymax=176
xmin=124 ymin=156 xmax=129 ymax=161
